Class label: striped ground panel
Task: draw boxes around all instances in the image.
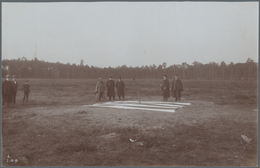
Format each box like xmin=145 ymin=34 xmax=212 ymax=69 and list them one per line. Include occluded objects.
xmin=87 ymin=101 xmax=190 ymax=113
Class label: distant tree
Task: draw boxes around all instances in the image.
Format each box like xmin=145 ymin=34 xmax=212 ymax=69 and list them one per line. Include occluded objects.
xmin=157 ymin=65 xmax=163 ymax=78
xmin=21 ymin=56 xmax=27 ymax=61
xmin=228 ymin=62 xmax=234 ymax=79
xmin=246 ymin=58 xmax=254 ymax=63
xmin=246 ymin=58 xmax=256 ymax=79
xmin=182 ymin=62 xmax=188 ymax=79
xmin=208 ymin=62 xmax=218 ymax=80
xmin=150 ymin=64 xmax=157 ymax=78
xmin=1 ymin=64 xmax=9 ymax=77
xmin=80 ymin=59 xmax=84 ymax=78
xmin=1 ymin=58 xmax=257 ymax=80
xmin=220 ymin=61 xmax=226 ymax=79
xmin=80 ymin=59 xmax=84 ymax=66
xmin=162 ymin=62 xmax=167 ymax=74
xmin=192 ymin=61 xmax=200 ymax=79
xmin=121 ymin=64 xmax=127 ymax=78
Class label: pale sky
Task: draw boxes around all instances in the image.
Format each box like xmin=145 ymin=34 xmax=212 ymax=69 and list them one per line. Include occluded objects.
xmin=2 ymin=2 xmax=259 ymax=68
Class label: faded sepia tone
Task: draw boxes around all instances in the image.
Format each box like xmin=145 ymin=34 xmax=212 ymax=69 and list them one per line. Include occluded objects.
xmin=1 ymin=2 xmax=258 ymax=166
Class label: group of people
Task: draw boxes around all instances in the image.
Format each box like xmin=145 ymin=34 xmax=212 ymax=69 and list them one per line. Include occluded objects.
xmin=2 ymin=74 xmax=30 ymax=105
xmin=161 ymin=74 xmax=183 ymax=101
xmin=95 ymin=75 xmax=183 ymax=102
xmin=2 ymin=74 xmax=182 ymax=104
xmin=95 ymin=77 xmax=125 ymax=102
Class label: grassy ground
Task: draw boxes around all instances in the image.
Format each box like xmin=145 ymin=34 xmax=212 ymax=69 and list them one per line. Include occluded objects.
xmin=1 ymin=79 xmax=258 ymax=166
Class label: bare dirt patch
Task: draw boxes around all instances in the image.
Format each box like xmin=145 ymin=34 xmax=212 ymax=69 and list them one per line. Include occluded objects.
xmin=1 ymin=79 xmax=257 ymax=166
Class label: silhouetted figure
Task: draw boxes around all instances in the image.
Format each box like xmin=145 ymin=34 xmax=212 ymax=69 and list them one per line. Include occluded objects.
xmin=95 ymin=78 xmax=105 ymax=102
xmin=2 ymin=74 xmax=14 ymax=105
xmin=106 ymin=77 xmax=115 ymax=101
xmin=23 ymin=81 xmax=30 ymax=103
xmin=172 ymin=75 xmax=183 ymax=101
xmin=161 ymin=75 xmax=170 ymax=101
xmin=12 ymin=75 xmax=18 ymax=104
xmin=116 ymin=77 xmax=125 ymax=100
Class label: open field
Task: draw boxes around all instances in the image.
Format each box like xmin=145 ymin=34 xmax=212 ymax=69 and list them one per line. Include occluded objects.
xmin=1 ymin=79 xmax=258 ymax=166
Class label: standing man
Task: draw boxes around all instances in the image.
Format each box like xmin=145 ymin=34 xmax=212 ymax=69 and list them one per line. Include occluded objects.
xmin=95 ymin=78 xmax=105 ymax=102
xmin=2 ymin=74 xmax=14 ymax=105
xmin=161 ymin=75 xmax=170 ymax=101
xmin=106 ymin=77 xmax=115 ymax=101
xmin=12 ymin=75 xmax=18 ymax=104
xmin=172 ymin=75 xmax=183 ymax=101
xmin=23 ymin=81 xmax=30 ymax=103
xmin=116 ymin=77 xmax=125 ymax=100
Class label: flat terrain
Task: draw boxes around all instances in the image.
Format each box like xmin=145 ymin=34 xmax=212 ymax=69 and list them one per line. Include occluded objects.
xmin=1 ymin=79 xmax=258 ymax=166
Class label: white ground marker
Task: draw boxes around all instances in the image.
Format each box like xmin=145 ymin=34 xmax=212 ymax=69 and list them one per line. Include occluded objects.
xmin=86 ymin=101 xmax=190 ymax=113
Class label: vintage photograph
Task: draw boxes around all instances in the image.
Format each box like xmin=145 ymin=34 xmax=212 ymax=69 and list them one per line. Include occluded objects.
xmin=1 ymin=1 xmax=258 ymax=166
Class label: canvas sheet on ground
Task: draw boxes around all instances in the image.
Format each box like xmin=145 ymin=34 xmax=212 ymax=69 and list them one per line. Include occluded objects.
xmin=86 ymin=101 xmax=190 ymax=113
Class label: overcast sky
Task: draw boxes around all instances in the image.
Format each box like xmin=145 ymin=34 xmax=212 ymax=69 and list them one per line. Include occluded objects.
xmin=2 ymin=2 xmax=259 ymax=68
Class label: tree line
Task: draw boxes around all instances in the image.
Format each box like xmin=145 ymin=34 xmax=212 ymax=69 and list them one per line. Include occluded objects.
xmin=1 ymin=57 xmax=257 ymax=80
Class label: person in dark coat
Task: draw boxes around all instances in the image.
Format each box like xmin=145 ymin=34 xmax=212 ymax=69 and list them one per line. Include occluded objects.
xmin=95 ymin=78 xmax=105 ymax=102
xmin=161 ymin=75 xmax=170 ymax=101
xmin=23 ymin=81 xmax=30 ymax=103
xmin=172 ymin=75 xmax=183 ymax=101
xmin=116 ymin=77 xmax=125 ymax=100
xmin=106 ymin=77 xmax=115 ymax=101
xmin=12 ymin=75 xmax=18 ymax=104
xmin=2 ymin=74 xmax=14 ymax=105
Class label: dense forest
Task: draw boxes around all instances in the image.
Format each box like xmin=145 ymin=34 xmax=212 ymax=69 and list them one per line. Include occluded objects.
xmin=1 ymin=57 xmax=257 ymax=80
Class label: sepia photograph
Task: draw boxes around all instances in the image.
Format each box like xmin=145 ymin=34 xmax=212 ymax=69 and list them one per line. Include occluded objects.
xmin=1 ymin=1 xmax=258 ymax=166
